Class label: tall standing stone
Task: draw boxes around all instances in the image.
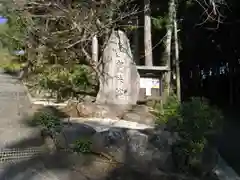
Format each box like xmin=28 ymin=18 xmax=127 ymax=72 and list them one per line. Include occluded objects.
xmin=96 ymin=30 xmax=140 ymax=105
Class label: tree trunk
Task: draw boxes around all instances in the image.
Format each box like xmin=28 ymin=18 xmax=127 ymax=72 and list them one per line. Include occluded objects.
xmin=144 ymin=0 xmax=153 ymax=66
xmin=173 ymin=1 xmax=181 ymax=101
xmin=163 ymin=0 xmax=174 ymax=102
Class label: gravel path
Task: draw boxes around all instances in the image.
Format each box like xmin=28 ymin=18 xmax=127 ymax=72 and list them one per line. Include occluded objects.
xmin=0 ymin=72 xmax=41 ymax=148
xmin=0 ymin=70 xmax=75 ymax=180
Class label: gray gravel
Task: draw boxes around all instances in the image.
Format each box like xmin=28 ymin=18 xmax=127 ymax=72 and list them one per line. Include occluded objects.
xmin=0 ymin=71 xmax=75 ymax=180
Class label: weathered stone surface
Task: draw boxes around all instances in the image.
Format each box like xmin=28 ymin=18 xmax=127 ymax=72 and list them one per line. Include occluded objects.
xmin=123 ymin=112 xmax=155 ymax=125
xmin=96 ymin=30 xmax=140 ymax=105
xmin=90 ymin=128 xmax=178 ymax=171
xmin=122 ymin=105 xmax=156 ymax=125
xmin=54 ymin=124 xmax=96 ymax=149
xmin=80 ymin=95 xmax=96 ymax=102
xmin=62 ymin=101 xmax=79 ymax=117
xmin=63 ymin=102 xmax=156 ymax=125
xmin=132 ymin=105 xmax=149 ymax=113
xmin=63 ymin=101 xmax=131 ymax=119
xmin=91 ymin=128 xmax=127 ymax=162
xmin=54 ymin=123 xmax=177 ymax=171
xmin=52 ymin=121 xmax=218 ymax=176
xmin=76 ymin=103 xmax=126 ymax=119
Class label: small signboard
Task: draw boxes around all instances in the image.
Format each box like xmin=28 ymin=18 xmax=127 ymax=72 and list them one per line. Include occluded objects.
xmin=140 ymin=77 xmax=160 ymax=96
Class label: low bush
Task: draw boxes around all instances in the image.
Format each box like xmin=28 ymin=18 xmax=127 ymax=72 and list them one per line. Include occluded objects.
xmin=0 ymin=48 xmax=22 ymax=74
xmin=157 ymin=96 xmax=223 ymax=172
xmin=72 ymin=138 xmax=92 ymax=154
xmin=0 ymin=62 xmax=21 ymax=73
xmin=26 ymin=64 xmax=98 ymax=102
xmin=32 ymin=108 xmax=62 ymax=134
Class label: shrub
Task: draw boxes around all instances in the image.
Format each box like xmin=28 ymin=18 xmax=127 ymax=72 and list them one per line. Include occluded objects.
xmin=178 ymin=97 xmax=223 ymax=143
xmin=157 ymin=94 xmax=180 ymax=124
xmin=27 ymin=64 xmax=98 ymax=102
xmin=157 ymin=96 xmax=223 ymax=172
xmin=72 ymin=138 xmax=92 ymax=154
xmin=1 ymin=62 xmax=22 ymax=73
xmin=0 ymin=48 xmax=22 ymax=73
xmin=32 ymin=108 xmax=62 ymax=134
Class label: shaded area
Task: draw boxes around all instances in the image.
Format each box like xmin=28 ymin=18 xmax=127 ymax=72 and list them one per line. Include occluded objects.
xmin=0 ymin=104 xmax=220 ymax=180
xmin=217 ymin=109 xmax=240 ymax=174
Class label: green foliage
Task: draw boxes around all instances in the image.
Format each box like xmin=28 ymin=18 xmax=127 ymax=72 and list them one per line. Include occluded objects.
xmin=0 ymin=0 xmax=135 ymax=102
xmin=32 ymin=109 xmax=62 ymax=133
xmin=72 ymin=138 xmax=92 ymax=154
xmin=0 ymin=5 xmax=26 ymax=51
xmin=157 ymin=95 xmax=180 ymax=123
xmin=152 ymin=15 xmax=169 ymax=30
xmin=0 ymin=48 xmax=22 ymax=73
xmin=0 ymin=48 xmax=15 ymax=64
xmin=178 ymin=98 xmax=223 ymax=142
xmin=0 ymin=62 xmax=21 ymax=73
xmin=70 ymin=65 xmax=97 ymax=91
xmin=0 ymin=0 xmax=136 ymax=68
xmin=27 ymin=64 xmax=98 ymax=101
xmin=185 ymin=0 xmax=195 ymax=8
xmin=157 ymin=96 xmax=223 ymax=170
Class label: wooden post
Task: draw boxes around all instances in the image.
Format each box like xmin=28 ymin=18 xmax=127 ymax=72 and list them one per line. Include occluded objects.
xmin=92 ymin=35 xmax=98 ymax=62
xmin=144 ymin=0 xmax=153 ymax=66
xmin=133 ymin=16 xmax=140 ymax=65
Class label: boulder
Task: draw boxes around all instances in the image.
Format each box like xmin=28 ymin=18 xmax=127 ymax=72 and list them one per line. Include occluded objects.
xmin=96 ymin=30 xmax=140 ymax=105
xmin=54 ymin=123 xmax=96 ymax=149
xmin=91 ymin=128 xmax=127 ymax=163
xmin=63 ymin=102 xmax=157 ymax=125
xmin=122 ymin=105 xmax=156 ymax=125
xmin=76 ymin=103 xmax=128 ymax=119
xmin=61 ymin=101 xmax=79 ymax=117
xmin=63 ymin=102 xmax=131 ymax=119
xmin=122 ymin=112 xmax=155 ymax=125
xmin=90 ymin=128 xmax=179 ymax=172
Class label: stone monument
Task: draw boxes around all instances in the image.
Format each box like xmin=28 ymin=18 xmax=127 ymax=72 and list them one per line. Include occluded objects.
xmin=96 ymin=30 xmax=140 ymax=105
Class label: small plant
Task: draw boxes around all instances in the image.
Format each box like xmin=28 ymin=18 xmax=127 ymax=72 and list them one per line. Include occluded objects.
xmin=157 ymin=94 xmax=180 ymax=124
xmin=32 ymin=109 xmax=62 ymax=134
xmin=72 ymin=138 xmax=92 ymax=153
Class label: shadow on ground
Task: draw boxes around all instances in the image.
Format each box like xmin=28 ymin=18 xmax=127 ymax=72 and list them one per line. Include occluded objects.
xmin=0 ymin=105 xmax=219 ymax=180
xmin=0 ymin=106 xmax=151 ymax=180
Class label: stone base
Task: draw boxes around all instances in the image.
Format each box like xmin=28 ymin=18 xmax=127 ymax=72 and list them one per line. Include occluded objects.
xmin=62 ymin=102 xmax=156 ymax=125
xmin=47 ymin=124 xmax=178 ymax=171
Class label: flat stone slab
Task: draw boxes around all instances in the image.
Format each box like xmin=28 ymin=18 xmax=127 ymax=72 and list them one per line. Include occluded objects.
xmin=62 ymin=117 xmax=154 ymax=131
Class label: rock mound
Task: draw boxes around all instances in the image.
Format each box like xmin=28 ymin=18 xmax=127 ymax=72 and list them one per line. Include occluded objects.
xmin=62 ymin=102 xmax=156 ymax=125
